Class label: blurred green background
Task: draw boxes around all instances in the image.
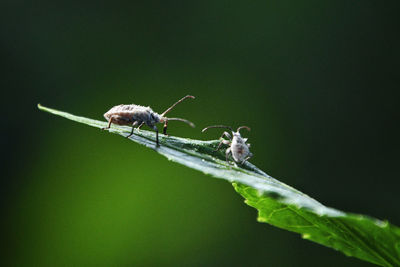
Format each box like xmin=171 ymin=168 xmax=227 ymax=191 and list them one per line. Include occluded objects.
xmin=1 ymin=1 xmax=399 ymax=266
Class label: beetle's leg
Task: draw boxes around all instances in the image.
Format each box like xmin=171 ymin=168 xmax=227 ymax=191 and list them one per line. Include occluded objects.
xmin=102 ymin=116 xmax=115 ymax=130
xmin=163 ymin=120 xmax=168 ymax=135
xmin=126 ymin=121 xmax=139 ymax=138
xmin=135 ymin=121 xmax=143 ymax=133
xmin=144 ymin=122 xmax=160 ymax=146
xmin=152 ymin=125 xmax=160 ymax=147
xmin=137 ymin=122 xmax=145 ymax=132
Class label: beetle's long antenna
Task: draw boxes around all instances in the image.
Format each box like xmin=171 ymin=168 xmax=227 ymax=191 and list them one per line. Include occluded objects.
xmin=237 ymin=126 xmax=251 ymax=133
xmin=202 ymin=125 xmax=233 ymax=133
xmin=161 ymin=95 xmax=195 ymax=117
xmin=167 ymin=117 xmax=195 ymax=128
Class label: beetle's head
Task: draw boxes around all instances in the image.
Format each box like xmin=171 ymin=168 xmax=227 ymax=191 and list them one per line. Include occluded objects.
xmin=150 ymin=112 xmax=161 ymax=124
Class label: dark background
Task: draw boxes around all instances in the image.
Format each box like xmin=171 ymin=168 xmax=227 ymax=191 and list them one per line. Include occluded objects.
xmin=1 ymin=1 xmax=399 ymax=266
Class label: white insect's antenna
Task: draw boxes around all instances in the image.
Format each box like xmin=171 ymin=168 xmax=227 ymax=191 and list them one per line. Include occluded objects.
xmin=237 ymin=126 xmax=251 ymax=133
xmin=202 ymin=125 xmax=233 ymax=133
xmin=161 ymin=95 xmax=195 ymax=117
xmin=167 ymin=117 xmax=195 ymax=128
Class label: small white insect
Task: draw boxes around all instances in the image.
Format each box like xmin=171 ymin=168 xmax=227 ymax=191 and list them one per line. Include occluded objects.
xmin=103 ymin=95 xmax=195 ymax=146
xmin=202 ymin=125 xmax=253 ymax=165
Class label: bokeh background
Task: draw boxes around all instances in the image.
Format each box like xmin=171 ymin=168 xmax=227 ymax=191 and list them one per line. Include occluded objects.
xmin=1 ymin=1 xmax=399 ymax=266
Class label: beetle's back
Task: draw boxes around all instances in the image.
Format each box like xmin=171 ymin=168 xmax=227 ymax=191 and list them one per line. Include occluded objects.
xmin=104 ymin=104 xmax=154 ymax=124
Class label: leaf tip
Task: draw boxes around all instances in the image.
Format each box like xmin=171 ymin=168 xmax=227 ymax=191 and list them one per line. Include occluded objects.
xmin=302 ymin=233 xmax=311 ymax=240
xmin=257 ymin=216 xmax=267 ymax=223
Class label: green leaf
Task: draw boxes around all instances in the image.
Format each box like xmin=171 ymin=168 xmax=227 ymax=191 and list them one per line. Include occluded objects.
xmin=38 ymin=104 xmax=400 ymax=266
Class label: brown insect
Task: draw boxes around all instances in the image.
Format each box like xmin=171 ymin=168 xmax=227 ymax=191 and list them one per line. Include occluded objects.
xmin=102 ymin=95 xmax=195 ymax=146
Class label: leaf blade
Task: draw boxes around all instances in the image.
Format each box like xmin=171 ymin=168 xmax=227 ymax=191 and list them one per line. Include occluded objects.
xmin=38 ymin=104 xmax=400 ymax=266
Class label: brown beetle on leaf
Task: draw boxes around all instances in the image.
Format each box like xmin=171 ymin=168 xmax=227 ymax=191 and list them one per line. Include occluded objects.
xmin=103 ymin=95 xmax=195 ymax=146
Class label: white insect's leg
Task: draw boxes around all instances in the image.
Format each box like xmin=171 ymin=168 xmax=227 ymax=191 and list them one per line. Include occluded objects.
xmin=225 ymin=147 xmax=232 ymax=165
xmin=223 ymin=132 xmax=232 ymax=140
xmin=241 ymin=156 xmax=251 ymax=165
xmin=217 ymin=139 xmax=231 ymax=152
xmin=126 ymin=121 xmax=139 ymax=138
xmin=216 ymin=132 xmax=232 ymax=151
